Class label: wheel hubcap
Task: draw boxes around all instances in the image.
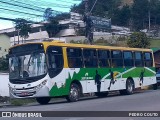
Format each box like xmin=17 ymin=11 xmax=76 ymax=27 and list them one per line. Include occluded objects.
xmin=70 ymin=87 xmax=78 ymax=100
xmin=128 ymin=81 xmax=133 ymax=92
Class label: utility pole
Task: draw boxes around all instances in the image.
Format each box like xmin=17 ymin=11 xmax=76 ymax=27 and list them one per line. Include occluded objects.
xmin=148 ymin=0 xmax=151 ymax=31
xmin=83 ymin=0 xmax=93 ymax=45
xmin=18 ymin=29 xmax=20 ymax=44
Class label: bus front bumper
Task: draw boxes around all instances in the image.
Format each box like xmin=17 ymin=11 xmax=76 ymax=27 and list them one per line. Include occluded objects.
xmin=9 ymin=85 xmax=50 ymax=98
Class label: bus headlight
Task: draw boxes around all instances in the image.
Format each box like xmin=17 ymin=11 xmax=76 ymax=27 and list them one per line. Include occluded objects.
xmin=9 ymin=87 xmax=16 ymax=92
xmin=34 ymin=80 xmax=47 ymax=90
xmin=10 ymin=87 xmax=13 ymax=91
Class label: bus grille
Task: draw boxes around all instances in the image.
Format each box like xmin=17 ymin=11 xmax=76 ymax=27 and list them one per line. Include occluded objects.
xmin=14 ymin=91 xmax=36 ymax=97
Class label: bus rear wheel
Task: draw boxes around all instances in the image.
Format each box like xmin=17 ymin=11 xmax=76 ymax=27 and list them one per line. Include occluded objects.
xmin=120 ymin=79 xmax=134 ymax=95
xmin=36 ymin=97 xmax=51 ymax=105
xmin=66 ymin=83 xmax=80 ymax=102
xmin=153 ymin=83 xmax=158 ymax=90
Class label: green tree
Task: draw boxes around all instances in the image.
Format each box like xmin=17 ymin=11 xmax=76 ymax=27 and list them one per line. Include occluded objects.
xmin=0 ymin=58 xmax=9 ymax=72
xmin=131 ymin=0 xmax=160 ymax=30
xmin=70 ymin=0 xmax=160 ymax=30
xmin=131 ymin=0 xmax=149 ymax=30
xmin=71 ymin=0 xmax=121 ymax=18
xmin=71 ymin=3 xmax=85 ymax=14
xmin=43 ymin=8 xmax=54 ymax=21
xmin=149 ymin=0 xmax=160 ymax=26
xmin=44 ymin=18 xmax=60 ymax=38
xmin=55 ymin=13 xmax=70 ymax=20
xmin=14 ymin=18 xmax=32 ymax=43
xmin=43 ymin=8 xmax=61 ymax=38
xmin=117 ymin=5 xmax=131 ymax=26
xmin=127 ymin=32 xmax=150 ymax=48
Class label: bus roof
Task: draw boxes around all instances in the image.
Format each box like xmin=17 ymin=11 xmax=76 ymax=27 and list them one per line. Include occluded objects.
xmin=10 ymin=41 xmax=152 ymax=52
xmin=42 ymin=41 xmax=152 ymax=52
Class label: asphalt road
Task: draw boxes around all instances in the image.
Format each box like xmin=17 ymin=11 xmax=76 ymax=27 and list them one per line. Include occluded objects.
xmin=0 ymin=89 xmax=160 ymax=120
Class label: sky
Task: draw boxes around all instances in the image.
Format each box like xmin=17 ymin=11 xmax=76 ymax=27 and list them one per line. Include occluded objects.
xmin=0 ymin=0 xmax=81 ymax=30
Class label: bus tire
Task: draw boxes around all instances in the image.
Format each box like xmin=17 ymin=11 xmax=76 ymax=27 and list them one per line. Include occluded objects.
xmin=153 ymin=83 xmax=158 ymax=90
xmin=66 ymin=83 xmax=80 ymax=102
xmin=120 ymin=79 xmax=134 ymax=95
xmin=36 ymin=97 xmax=51 ymax=105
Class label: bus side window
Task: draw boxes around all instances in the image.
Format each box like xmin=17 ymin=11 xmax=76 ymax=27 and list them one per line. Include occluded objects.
xmin=144 ymin=52 xmax=153 ymax=67
xmin=67 ymin=48 xmax=83 ymax=68
xmin=123 ymin=51 xmax=134 ymax=67
xmin=134 ymin=52 xmax=144 ymax=67
xmin=83 ymin=49 xmax=98 ymax=68
xmin=47 ymin=46 xmax=64 ymax=78
xmin=111 ymin=50 xmax=123 ymax=67
xmin=98 ymin=50 xmax=110 ymax=67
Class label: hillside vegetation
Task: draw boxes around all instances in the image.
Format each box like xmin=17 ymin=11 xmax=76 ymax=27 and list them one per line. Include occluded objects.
xmin=71 ymin=0 xmax=160 ymax=31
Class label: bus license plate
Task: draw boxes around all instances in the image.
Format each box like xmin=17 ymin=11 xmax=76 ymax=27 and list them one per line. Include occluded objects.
xmin=21 ymin=92 xmax=28 ymax=96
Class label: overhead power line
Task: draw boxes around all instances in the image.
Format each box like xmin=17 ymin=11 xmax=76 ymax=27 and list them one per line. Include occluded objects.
xmin=31 ymin=0 xmax=73 ymax=7
xmin=0 ymin=0 xmax=81 ymax=22
xmin=6 ymin=0 xmax=47 ymax=11
xmin=0 ymin=17 xmax=16 ymax=22
xmin=0 ymin=1 xmax=45 ymax=12
xmin=90 ymin=0 xmax=98 ymax=13
xmin=3 ymin=0 xmax=72 ymax=8
xmin=16 ymin=0 xmax=71 ymax=8
xmin=0 ymin=7 xmax=43 ymax=17
xmin=0 ymin=0 xmax=67 ymax=12
xmin=0 ymin=0 xmax=68 ymax=15
xmin=43 ymin=0 xmax=80 ymax=4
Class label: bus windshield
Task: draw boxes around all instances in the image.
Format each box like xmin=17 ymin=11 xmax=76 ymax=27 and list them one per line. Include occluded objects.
xmin=9 ymin=52 xmax=47 ymax=80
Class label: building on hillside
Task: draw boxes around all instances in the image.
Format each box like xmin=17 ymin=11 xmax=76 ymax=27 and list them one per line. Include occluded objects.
xmin=0 ymin=33 xmax=10 ymax=58
xmin=0 ymin=12 xmax=131 ymax=49
xmin=57 ymin=12 xmax=84 ymax=37
xmin=0 ymin=24 xmax=49 ymax=47
xmin=58 ymin=12 xmax=131 ymax=37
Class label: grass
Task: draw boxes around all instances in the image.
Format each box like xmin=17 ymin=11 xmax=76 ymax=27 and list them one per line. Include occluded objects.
xmin=109 ymin=38 xmax=160 ymax=48
xmin=150 ymin=39 xmax=160 ymax=48
xmin=10 ymin=98 xmax=36 ymax=106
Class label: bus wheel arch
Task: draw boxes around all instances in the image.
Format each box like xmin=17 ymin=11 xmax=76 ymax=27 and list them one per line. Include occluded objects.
xmin=66 ymin=80 xmax=82 ymax=102
xmin=71 ymin=80 xmax=83 ymax=95
xmin=120 ymin=77 xmax=135 ymax=95
xmin=36 ymin=97 xmax=51 ymax=105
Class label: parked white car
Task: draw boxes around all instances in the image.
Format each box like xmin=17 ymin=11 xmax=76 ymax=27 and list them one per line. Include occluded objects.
xmin=153 ymin=70 xmax=160 ymax=90
xmin=112 ymin=31 xmax=132 ymax=36
xmin=156 ymin=72 xmax=160 ymax=84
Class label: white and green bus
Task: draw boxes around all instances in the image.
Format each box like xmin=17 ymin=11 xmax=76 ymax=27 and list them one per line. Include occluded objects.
xmin=8 ymin=41 xmax=157 ymax=104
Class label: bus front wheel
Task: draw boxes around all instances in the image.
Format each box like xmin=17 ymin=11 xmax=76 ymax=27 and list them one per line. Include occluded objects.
xmin=36 ymin=97 xmax=51 ymax=105
xmin=66 ymin=83 xmax=80 ymax=102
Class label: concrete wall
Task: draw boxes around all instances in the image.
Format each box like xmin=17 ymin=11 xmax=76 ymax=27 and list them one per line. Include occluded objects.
xmin=10 ymin=31 xmax=49 ymax=46
xmin=57 ymin=35 xmax=120 ymax=43
xmin=0 ymin=73 xmax=9 ymax=96
xmin=0 ymin=34 xmax=10 ymax=58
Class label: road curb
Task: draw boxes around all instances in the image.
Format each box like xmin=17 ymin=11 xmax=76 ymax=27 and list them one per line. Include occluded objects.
xmin=141 ymin=86 xmax=150 ymax=90
xmin=0 ymin=103 xmax=12 ymax=108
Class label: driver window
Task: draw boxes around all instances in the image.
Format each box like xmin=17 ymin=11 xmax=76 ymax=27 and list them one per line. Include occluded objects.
xmin=47 ymin=46 xmax=64 ymax=78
